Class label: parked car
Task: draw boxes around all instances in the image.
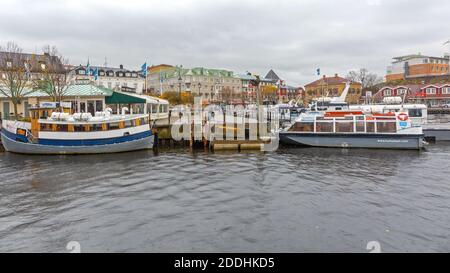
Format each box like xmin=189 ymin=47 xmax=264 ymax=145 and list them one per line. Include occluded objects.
xmin=442 ymin=103 xmax=450 ymax=108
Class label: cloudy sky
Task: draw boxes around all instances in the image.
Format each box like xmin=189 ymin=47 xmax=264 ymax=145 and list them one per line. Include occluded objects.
xmin=1 ymin=0 xmax=449 ymax=86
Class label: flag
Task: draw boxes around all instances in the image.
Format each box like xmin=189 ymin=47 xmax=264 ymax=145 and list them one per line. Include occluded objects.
xmin=85 ymin=59 xmax=90 ymax=76
xmin=141 ymin=62 xmax=148 ymax=77
xmin=24 ymin=61 xmax=30 ymax=78
xmin=93 ymin=68 xmax=98 ymax=81
xmin=316 ymin=68 xmax=320 ymax=76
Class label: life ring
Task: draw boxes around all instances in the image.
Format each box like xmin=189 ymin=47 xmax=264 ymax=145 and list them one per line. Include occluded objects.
xmin=397 ymin=113 xmax=409 ymax=121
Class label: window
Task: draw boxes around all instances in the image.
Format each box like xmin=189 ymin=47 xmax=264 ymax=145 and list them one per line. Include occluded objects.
xmin=384 ymin=89 xmax=392 ymax=96
xmin=74 ymin=125 xmax=84 ymax=132
xmin=125 ymin=72 xmax=131 ymax=77
xmin=95 ymin=100 xmax=103 ymax=112
xmin=108 ymin=122 xmax=120 ymax=130
xmin=108 ymin=82 xmax=112 ymax=89
xmin=40 ymin=123 xmax=52 ymax=131
xmin=397 ymin=89 xmax=406 ymax=95
xmin=92 ymin=124 xmax=103 ymax=131
xmin=40 ymin=63 xmax=46 ymax=70
xmin=426 ymin=87 xmax=436 ymax=94
xmin=56 ymin=124 xmax=68 ymax=132
xmin=124 ymin=120 xmax=135 ymax=128
xmin=408 ymin=109 xmax=422 ymax=117
xmin=442 ymin=87 xmax=450 ymax=94
xmin=78 ymin=69 xmax=86 ymax=75
xmin=6 ymin=61 xmax=12 ymax=68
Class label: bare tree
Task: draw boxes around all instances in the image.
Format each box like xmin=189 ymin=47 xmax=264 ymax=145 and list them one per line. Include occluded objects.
xmin=32 ymin=45 xmax=70 ymax=105
xmin=220 ymin=87 xmax=241 ymax=103
xmin=0 ymin=42 xmax=31 ymax=119
xmin=346 ymin=68 xmax=383 ymax=89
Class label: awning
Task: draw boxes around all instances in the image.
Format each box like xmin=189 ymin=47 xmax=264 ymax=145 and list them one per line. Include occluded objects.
xmin=105 ymin=91 xmax=147 ymax=104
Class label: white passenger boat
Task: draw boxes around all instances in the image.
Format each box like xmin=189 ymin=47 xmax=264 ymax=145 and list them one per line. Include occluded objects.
xmin=279 ymin=110 xmax=426 ymax=150
xmin=1 ymin=106 xmax=154 ymax=154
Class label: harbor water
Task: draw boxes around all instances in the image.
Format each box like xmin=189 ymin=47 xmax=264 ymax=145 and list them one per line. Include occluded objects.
xmin=0 ymin=144 xmax=449 ymax=252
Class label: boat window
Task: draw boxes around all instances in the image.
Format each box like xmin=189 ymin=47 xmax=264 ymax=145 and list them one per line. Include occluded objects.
xmin=355 ymin=120 xmax=365 ymax=132
xmin=40 ymin=123 xmax=52 ymax=131
xmin=74 ymin=125 xmax=84 ymax=132
xmin=408 ymin=109 xmax=422 ymax=117
xmin=336 ymin=122 xmax=354 ymax=133
xmin=108 ymin=122 xmax=120 ymax=130
xmin=56 ymin=124 xmax=68 ymax=132
xmin=92 ymin=124 xmax=103 ymax=131
xmin=376 ymin=122 xmax=396 ymax=133
xmin=125 ymin=120 xmax=135 ymax=128
xmin=366 ymin=122 xmax=375 ymax=133
xmin=289 ymin=122 xmax=313 ymax=132
xmin=316 ymin=121 xmax=333 ymax=132
xmin=139 ymin=118 xmax=146 ymax=125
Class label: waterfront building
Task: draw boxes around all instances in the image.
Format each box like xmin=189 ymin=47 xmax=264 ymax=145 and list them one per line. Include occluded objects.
xmin=0 ymin=51 xmax=64 ymax=81
xmin=386 ymin=53 xmax=450 ymax=82
xmin=0 ymin=83 xmax=168 ymax=119
xmin=238 ymin=70 xmax=302 ymax=103
xmin=304 ymin=74 xmax=362 ymax=105
xmin=147 ymin=65 xmax=241 ymax=100
xmin=68 ymin=64 xmax=146 ymax=94
xmin=373 ymin=84 xmax=450 ymax=107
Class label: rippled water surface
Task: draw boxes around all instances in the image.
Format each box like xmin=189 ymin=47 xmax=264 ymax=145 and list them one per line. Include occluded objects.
xmin=0 ymin=144 xmax=449 ymax=252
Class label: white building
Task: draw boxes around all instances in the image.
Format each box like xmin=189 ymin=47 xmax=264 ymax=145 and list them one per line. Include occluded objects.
xmin=68 ymin=64 xmax=146 ymax=94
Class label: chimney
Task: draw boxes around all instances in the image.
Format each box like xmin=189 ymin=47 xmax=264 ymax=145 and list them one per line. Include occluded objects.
xmin=119 ymin=64 xmax=123 ymax=69
xmin=323 ymin=75 xmax=326 ymax=79
xmin=334 ymin=73 xmax=338 ymax=77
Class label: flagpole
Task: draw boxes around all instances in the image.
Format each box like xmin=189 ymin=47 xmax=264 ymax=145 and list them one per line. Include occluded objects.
xmin=160 ymin=68 xmax=163 ymax=95
xmin=144 ymin=60 xmax=148 ymax=94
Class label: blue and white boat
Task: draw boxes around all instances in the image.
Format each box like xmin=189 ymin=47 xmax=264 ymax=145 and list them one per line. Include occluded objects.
xmin=1 ymin=106 xmax=154 ymax=154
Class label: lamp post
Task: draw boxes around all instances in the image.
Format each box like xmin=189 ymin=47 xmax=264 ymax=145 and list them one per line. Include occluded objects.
xmin=177 ymin=65 xmax=183 ymax=102
xmin=198 ymin=82 xmax=202 ymax=97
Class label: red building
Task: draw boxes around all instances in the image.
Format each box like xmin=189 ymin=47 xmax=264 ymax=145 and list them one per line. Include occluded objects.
xmin=373 ymin=84 xmax=450 ymax=106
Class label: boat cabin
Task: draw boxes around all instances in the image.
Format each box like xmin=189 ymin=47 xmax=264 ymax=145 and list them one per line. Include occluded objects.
xmin=288 ymin=111 xmax=410 ymax=134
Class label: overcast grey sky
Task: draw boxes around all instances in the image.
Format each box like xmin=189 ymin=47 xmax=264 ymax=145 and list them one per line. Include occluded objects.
xmin=1 ymin=0 xmax=449 ymax=86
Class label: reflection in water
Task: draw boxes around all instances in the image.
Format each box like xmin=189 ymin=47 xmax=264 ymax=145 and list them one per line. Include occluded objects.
xmin=0 ymin=145 xmax=449 ymax=252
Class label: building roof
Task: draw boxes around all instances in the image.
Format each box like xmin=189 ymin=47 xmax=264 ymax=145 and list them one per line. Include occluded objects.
xmin=305 ymin=74 xmax=358 ymax=88
xmin=264 ymin=69 xmax=281 ymax=81
xmin=392 ymin=54 xmax=450 ymax=63
xmin=0 ymin=51 xmax=64 ymax=72
xmin=374 ymin=84 xmax=436 ymax=98
xmin=161 ymin=67 xmax=235 ymax=79
xmin=0 ymin=84 xmax=113 ymax=98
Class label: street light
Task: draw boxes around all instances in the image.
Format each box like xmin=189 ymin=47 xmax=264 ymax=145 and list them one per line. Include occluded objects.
xmin=177 ymin=65 xmax=183 ymax=101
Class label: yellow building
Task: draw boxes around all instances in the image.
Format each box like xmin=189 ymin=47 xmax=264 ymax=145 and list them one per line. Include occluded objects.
xmin=304 ymin=74 xmax=362 ymax=105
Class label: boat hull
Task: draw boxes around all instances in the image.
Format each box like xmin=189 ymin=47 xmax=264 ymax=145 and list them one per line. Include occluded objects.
xmin=1 ymin=129 xmax=154 ymax=155
xmin=280 ymin=132 xmax=424 ymax=150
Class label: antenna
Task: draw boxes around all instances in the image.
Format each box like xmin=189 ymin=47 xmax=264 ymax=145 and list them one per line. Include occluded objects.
xmin=104 ymin=56 xmax=108 ymax=67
